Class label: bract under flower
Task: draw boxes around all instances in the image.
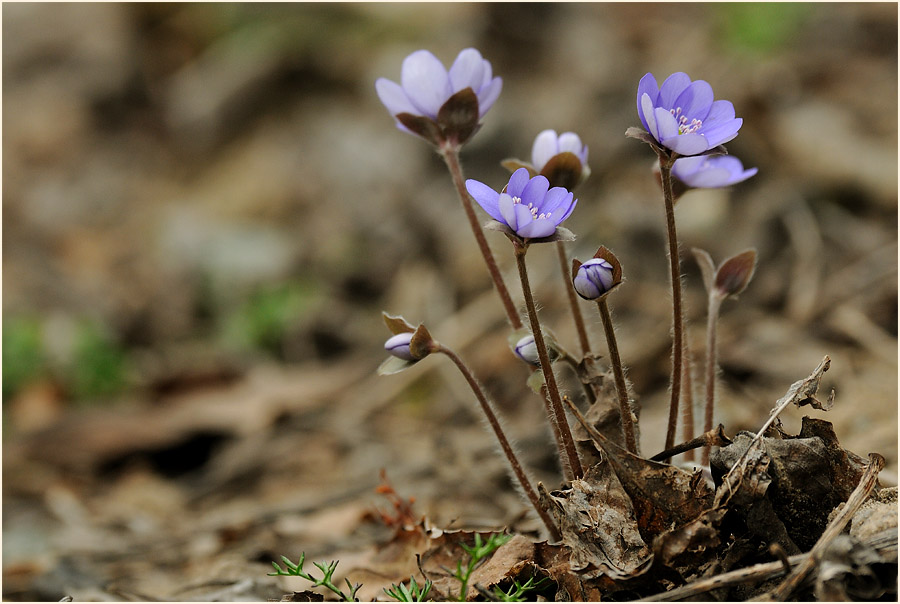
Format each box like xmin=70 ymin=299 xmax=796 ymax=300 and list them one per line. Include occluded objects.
xmin=375 ymin=48 xmax=502 ymax=142
xmin=466 ymin=168 xmax=577 ymax=240
xmin=637 ymin=72 xmax=743 ymax=156
xmin=672 ymin=155 xmax=757 ymax=188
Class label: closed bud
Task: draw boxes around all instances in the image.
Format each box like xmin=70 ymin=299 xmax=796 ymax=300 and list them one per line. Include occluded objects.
xmin=384 ymin=332 xmax=416 ymax=361
xmin=513 ymin=335 xmax=540 ymax=366
xmin=573 ymin=258 xmax=615 ymax=300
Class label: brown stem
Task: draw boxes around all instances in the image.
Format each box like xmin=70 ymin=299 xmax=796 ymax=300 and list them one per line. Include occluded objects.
xmin=438 ymin=345 xmax=561 ymax=541
xmin=555 ymin=240 xmax=591 ymax=356
xmin=440 ymin=145 xmax=522 ymax=330
xmin=650 ymin=424 xmax=730 ymax=462
xmin=595 ymin=299 xmax=638 ymax=454
xmin=658 ymin=158 xmax=685 ymax=462
xmin=681 ymin=334 xmax=696 ymax=461
xmin=514 ymin=244 xmax=584 ymax=479
xmin=702 ymin=294 xmax=723 ymax=466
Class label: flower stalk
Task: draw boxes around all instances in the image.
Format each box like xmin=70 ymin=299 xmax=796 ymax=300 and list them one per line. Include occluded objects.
xmin=513 ymin=242 xmax=583 ymax=480
xmin=437 ymin=344 xmax=560 ymax=540
xmin=556 ymin=240 xmax=591 ymax=356
xmin=657 ymin=154 xmax=685 ymax=462
xmin=595 ymin=297 xmax=639 ymax=454
xmin=440 ymin=144 xmax=523 ymax=330
xmin=702 ymin=294 xmax=723 ymax=466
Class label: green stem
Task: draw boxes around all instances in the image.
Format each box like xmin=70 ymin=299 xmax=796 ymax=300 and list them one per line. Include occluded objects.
xmin=440 ymin=144 xmax=522 ymax=330
xmin=514 ymin=243 xmax=584 ymax=480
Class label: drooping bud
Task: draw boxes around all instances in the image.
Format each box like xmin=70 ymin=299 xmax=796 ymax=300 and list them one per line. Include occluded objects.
xmin=513 ymin=335 xmax=540 ymax=366
xmin=573 ymin=258 xmax=615 ymax=300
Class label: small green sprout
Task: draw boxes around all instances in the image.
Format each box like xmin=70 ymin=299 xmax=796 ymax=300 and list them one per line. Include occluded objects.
xmin=268 ymin=553 xmax=361 ymax=602
xmin=491 ymin=575 xmax=552 ymax=602
xmin=383 ymin=575 xmax=433 ymax=602
xmin=451 ymin=532 xmax=512 ymax=601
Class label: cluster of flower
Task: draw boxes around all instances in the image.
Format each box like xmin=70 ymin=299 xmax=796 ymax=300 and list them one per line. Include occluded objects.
xmin=374 ymin=48 xmax=757 ymax=537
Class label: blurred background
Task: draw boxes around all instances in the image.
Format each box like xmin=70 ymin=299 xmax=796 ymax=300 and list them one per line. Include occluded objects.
xmin=3 ymin=3 xmax=897 ymax=601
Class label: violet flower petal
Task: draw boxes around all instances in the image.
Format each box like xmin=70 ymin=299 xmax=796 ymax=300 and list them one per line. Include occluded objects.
xmin=557 ymin=132 xmax=586 ymax=163
xmin=531 ymin=129 xmax=559 ymax=169
xmin=499 ymin=193 xmax=520 ymax=230
xmin=401 ymin=50 xmax=451 ymax=119
xmin=521 ymin=174 xmax=550 ymax=206
xmin=448 ymin=48 xmax=485 ymax=92
xmin=507 ymin=168 xmax=531 ymax=197
xmin=637 ymin=73 xmax=660 ymax=131
xmin=476 ymin=77 xmax=502 ymax=117
xmin=465 ymin=179 xmax=504 ymax=222
xmin=517 ymin=219 xmax=557 ymax=239
xmin=673 ymin=80 xmax=714 ymax=121
xmin=375 ymin=78 xmax=418 ymax=117
xmin=658 ymin=72 xmax=692 ymax=109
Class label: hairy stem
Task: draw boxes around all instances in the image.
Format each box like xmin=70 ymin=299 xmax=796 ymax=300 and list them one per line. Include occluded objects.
xmin=595 ymin=299 xmax=638 ymax=454
xmin=514 ymin=244 xmax=584 ymax=479
xmin=438 ymin=345 xmax=560 ymax=541
xmin=555 ymin=240 xmax=591 ymax=356
xmin=658 ymin=157 xmax=685 ymax=463
xmin=440 ymin=145 xmax=522 ymax=330
xmin=702 ymin=295 xmax=723 ymax=466
xmin=681 ymin=334 xmax=696 ymax=461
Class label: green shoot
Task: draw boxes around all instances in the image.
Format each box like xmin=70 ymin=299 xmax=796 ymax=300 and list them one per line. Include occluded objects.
xmin=383 ymin=575 xmax=433 ymax=602
xmin=268 ymin=553 xmax=361 ymax=602
xmin=451 ymin=532 xmax=512 ymax=601
xmin=492 ymin=575 xmax=552 ymax=602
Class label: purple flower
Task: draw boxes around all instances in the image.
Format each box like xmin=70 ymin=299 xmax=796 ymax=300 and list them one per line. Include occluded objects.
xmin=637 ymin=72 xmax=743 ymax=156
xmin=384 ymin=332 xmax=415 ymax=361
xmin=513 ymin=335 xmax=540 ymax=366
xmin=465 ymin=168 xmax=577 ymax=240
xmin=531 ymin=130 xmax=589 ymax=173
xmin=375 ymin=48 xmax=502 ymax=143
xmin=573 ymin=258 xmax=615 ymax=300
xmin=672 ymin=155 xmax=757 ymax=188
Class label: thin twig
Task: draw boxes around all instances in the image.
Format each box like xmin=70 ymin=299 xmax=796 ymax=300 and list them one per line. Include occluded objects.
xmin=650 ymin=425 xmax=731 ymax=462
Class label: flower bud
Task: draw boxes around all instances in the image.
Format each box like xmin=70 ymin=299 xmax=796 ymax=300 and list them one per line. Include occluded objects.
xmin=384 ymin=332 xmax=416 ymax=361
xmin=573 ymin=258 xmax=615 ymax=300
xmin=513 ymin=335 xmax=540 ymax=366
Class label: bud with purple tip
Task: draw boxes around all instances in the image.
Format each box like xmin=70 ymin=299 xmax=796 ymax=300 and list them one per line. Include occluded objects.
xmin=513 ymin=335 xmax=540 ymax=366
xmin=573 ymin=258 xmax=615 ymax=300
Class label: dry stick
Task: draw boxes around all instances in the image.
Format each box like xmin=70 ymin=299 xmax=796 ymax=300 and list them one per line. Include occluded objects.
xmin=657 ymin=158 xmax=685 ymax=462
xmin=638 ymin=527 xmax=897 ymax=602
xmin=701 ymin=295 xmax=723 ymax=466
xmin=555 ymin=241 xmax=591 ymax=356
xmin=765 ymin=452 xmax=886 ymax=601
xmin=595 ymin=298 xmax=638 ymax=454
xmin=440 ymin=145 xmax=522 ymax=331
xmin=714 ymin=356 xmax=832 ymax=509
xmin=649 ymin=425 xmax=730 ymax=463
xmin=680 ymin=335 xmax=696 ymax=462
xmin=515 ymin=244 xmax=584 ymax=480
xmin=437 ymin=344 xmax=561 ymax=541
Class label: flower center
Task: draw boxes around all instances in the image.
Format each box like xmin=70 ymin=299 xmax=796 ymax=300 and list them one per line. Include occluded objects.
xmin=669 ymin=107 xmax=703 ymax=135
xmin=511 ymin=196 xmax=551 ymax=220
